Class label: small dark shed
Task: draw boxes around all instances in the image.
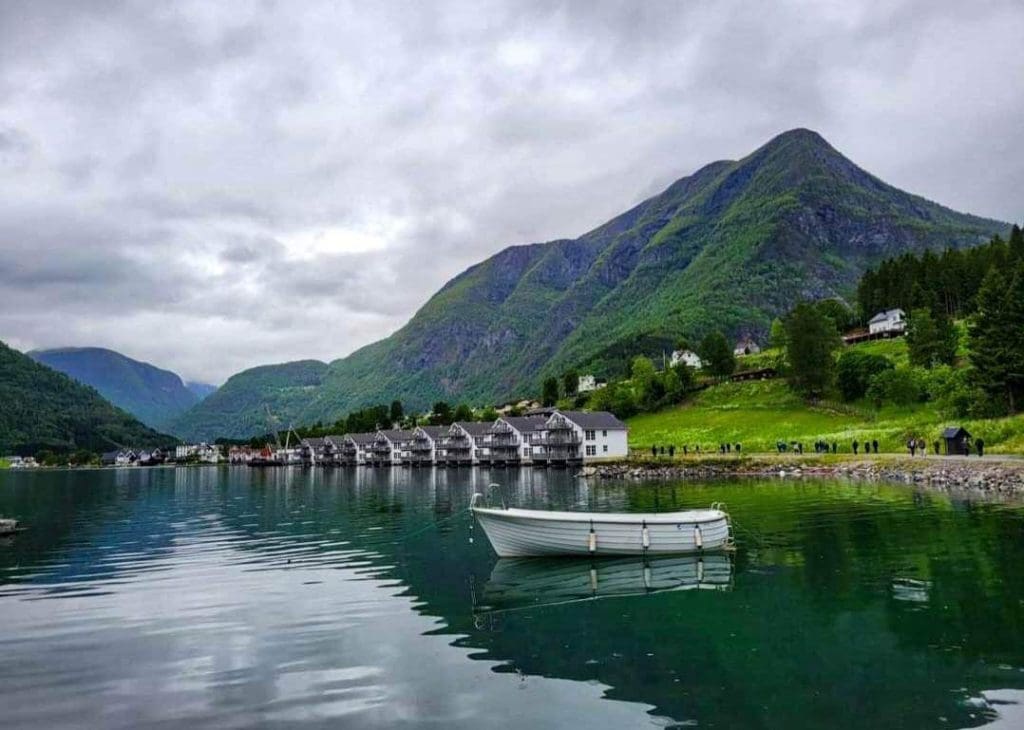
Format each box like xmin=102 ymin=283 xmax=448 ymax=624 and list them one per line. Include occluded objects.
xmin=942 ymin=426 xmax=972 ymax=456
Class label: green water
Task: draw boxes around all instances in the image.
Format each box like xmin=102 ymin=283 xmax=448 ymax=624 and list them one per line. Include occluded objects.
xmin=1 ymin=467 xmax=1023 ymax=728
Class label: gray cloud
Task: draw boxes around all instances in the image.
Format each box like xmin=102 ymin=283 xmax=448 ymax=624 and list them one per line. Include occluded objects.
xmin=0 ymin=0 xmax=1021 ymax=382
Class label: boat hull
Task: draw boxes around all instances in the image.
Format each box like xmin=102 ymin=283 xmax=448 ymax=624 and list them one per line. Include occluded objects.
xmin=472 ymin=507 xmax=730 ymax=557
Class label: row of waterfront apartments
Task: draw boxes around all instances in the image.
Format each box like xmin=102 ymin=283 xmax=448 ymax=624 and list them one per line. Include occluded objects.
xmin=258 ymin=410 xmax=628 ymax=468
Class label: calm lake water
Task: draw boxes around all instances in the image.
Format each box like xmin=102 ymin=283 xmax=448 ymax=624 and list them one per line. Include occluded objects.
xmin=1 ymin=467 xmax=1023 ymax=729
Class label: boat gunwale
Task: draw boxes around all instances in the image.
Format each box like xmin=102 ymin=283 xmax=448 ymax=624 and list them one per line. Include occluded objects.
xmin=471 ymin=506 xmax=727 ymax=525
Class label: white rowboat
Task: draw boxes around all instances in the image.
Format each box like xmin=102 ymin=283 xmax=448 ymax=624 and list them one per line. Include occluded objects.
xmin=470 ymin=494 xmax=731 ymax=557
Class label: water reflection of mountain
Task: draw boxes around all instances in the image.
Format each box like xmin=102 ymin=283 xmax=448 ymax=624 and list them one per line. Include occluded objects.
xmin=3 ymin=467 xmax=1024 ymax=729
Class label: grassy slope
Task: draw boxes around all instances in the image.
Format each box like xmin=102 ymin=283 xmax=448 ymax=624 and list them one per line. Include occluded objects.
xmin=628 ymin=339 xmax=1024 ymax=454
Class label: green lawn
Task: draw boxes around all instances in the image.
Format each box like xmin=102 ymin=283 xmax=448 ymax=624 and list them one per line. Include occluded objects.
xmin=628 ymin=379 xmax=1024 ymax=454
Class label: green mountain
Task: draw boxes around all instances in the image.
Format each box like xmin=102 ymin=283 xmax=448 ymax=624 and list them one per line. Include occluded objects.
xmin=29 ymin=347 xmax=199 ymax=431
xmin=172 ymin=360 xmax=328 ymax=439
xmin=1 ymin=341 xmax=170 ymax=455
xmin=173 ymin=129 xmax=1009 ymax=440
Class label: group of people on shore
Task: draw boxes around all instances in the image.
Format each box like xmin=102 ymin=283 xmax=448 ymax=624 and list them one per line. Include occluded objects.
xmin=648 ymin=443 xmax=743 ymax=458
xmin=646 ymin=436 xmax=987 ymax=458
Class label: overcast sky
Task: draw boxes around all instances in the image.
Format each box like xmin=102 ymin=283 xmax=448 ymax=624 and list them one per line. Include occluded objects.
xmin=1 ymin=0 xmax=1022 ymax=383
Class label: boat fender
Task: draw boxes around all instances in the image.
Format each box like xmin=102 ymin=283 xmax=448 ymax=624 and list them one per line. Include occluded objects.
xmin=694 ymin=525 xmax=703 ymax=550
xmin=589 ymin=566 xmax=598 ymax=592
xmin=643 ymin=565 xmax=652 ymax=590
xmin=642 ymin=521 xmax=650 ymax=550
xmin=697 ymin=558 xmax=704 ymax=583
xmin=588 ymin=520 xmax=597 ymax=554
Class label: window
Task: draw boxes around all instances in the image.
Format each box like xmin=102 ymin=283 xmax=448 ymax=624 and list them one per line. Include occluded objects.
xmin=585 ymin=430 xmax=595 ymax=441
xmin=602 ymin=430 xmax=607 ymax=437
xmin=586 ymin=445 xmax=597 ymax=456
xmin=603 ymin=445 xmax=608 ymax=453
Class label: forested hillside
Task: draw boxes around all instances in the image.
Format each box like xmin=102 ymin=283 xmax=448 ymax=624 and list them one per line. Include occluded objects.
xmin=29 ymin=347 xmax=200 ymax=431
xmin=0 ymin=341 xmax=170 ymax=455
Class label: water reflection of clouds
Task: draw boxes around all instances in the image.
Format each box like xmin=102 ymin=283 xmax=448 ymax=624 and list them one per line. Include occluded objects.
xmin=0 ymin=469 xmax=660 ymax=729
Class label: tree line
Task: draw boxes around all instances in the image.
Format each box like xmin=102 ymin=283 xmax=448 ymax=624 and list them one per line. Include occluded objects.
xmin=857 ymin=225 xmax=1024 ymax=320
xmin=781 ymin=226 xmax=1024 ymax=416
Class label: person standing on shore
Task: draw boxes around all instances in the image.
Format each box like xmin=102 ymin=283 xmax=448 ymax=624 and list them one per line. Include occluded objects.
xmin=908 ymin=439 xmax=916 ymax=457
xmin=872 ymin=439 xmax=879 ymax=454
xmin=651 ymin=445 xmax=657 ymax=458
xmin=669 ymin=445 xmax=675 ymax=458
xmin=853 ymin=440 xmax=859 ymax=455
xmin=977 ymin=438 xmax=985 ymax=457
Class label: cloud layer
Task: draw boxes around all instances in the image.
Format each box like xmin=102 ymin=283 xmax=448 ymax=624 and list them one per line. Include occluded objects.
xmin=1 ymin=0 xmax=1022 ymax=382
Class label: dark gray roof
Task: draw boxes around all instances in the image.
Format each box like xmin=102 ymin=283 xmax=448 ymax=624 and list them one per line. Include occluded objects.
xmin=555 ymin=410 xmax=627 ymax=430
xmin=942 ymin=426 xmax=971 ymax=438
xmin=415 ymin=425 xmax=447 ymax=439
xmin=380 ymin=429 xmax=414 ymax=441
xmin=500 ymin=416 xmax=548 ymax=432
xmin=345 ymin=432 xmax=377 ymax=445
xmin=453 ymin=421 xmax=490 ymax=436
xmin=300 ymin=437 xmax=325 ymax=447
xmin=324 ymin=434 xmax=347 ymax=445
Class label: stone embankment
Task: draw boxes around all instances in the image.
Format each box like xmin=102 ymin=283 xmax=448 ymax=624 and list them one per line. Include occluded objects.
xmin=585 ymin=457 xmax=1024 ymax=497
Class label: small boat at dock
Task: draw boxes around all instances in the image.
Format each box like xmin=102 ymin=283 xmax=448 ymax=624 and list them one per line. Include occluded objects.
xmin=470 ymin=493 xmax=732 ymax=557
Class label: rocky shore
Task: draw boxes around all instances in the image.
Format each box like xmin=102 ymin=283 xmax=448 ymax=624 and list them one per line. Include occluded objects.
xmin=586 ymin=457 xmax=1024 ymax=498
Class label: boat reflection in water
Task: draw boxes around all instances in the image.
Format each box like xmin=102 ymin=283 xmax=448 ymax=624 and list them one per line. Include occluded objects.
xmin=474 ymin=553 xmax=732 ymax=615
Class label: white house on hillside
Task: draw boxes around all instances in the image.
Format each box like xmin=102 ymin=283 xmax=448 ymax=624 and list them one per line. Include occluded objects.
xmin=868 ymin=308 xmax=906 ymax=335
xmin=670 ymin=349 xmax=702 ymax=369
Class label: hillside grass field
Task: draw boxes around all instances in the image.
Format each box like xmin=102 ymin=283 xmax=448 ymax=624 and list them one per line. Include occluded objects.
xmin=628 ymin=336 xmax=1024 ymax=455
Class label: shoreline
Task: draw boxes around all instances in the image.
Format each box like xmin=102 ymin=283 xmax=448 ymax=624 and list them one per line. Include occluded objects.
xmin=588 ymin=454 xmax=1024 ymax=497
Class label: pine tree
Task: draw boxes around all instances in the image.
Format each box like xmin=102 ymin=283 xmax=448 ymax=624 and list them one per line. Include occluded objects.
xmin=541 ymin=377 xmax=560 ymax=407
xmin=1010 ymin=224 xmax=1024 ymax=262
xmin=783 ymin=302 xmax=841 ymax=397
xmin=697 ymin=332 xmax=735 ymax=379
xmin=970 ymin=264 xmax=1024 ymax=413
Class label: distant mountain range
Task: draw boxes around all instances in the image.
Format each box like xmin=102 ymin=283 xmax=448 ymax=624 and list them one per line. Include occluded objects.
xmin=1 ymin=341 xmax=169 ymax=455
xmin=186 ymin=382 xmax=218 ymax=401
xmin=167 ymin=128 xmax=1009 ymax=440
xmin=29 ymin=347 xmax=213 ymax=432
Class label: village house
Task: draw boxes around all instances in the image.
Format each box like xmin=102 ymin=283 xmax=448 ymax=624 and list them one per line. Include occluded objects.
xmin=670 ymin=349 xmax=703 ymax=369
xmin=6 ymin=456 xmax=39 ymax=469
xmin=868 ymin=308 xmax=907 ymax=335
xmin=338 ymin=433 xmax=376 ymax=465
xmin=174 ymin=443 xmax=222 ymax=463
xmin=370 ymin=430 xmax=414 ymax=466
xmin=734 ymin=337 xmax=761 ymax=357
xmin=102 ymin=449 xmax=138 ymax=467
xmin=577 ymin=375 xmax=607 ymax=393
xmin=298 ymin=437 xmax=327 ymax=465
xmin=410 ymin=425 xmax=446 ymax=466
xmin=443 ymin=422 xmax=490 ymax=466
xmin=228 ymin=446 xmax=259 ymax=464
xmin=533 ymin=410 xmax=629 ymax=466
xmin=485 ymin=416 xmax=547 ymax=466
